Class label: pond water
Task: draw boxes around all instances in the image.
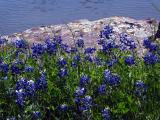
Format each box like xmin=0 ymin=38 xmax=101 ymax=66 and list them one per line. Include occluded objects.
xmin=0 ymin=0 xmax=160 ymax=35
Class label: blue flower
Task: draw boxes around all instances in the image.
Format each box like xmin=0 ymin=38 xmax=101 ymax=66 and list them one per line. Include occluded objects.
xmin=16 ymin=78 xmax=27 ymax=90
xmin=6 ymin=117 xmax=16 ymax=120
xmin=53 ymin=36 xmax=62 ymax=45
xmin=79 ymin=75 xmax=90 ymax=86
xmin=16 ymin=78 xmax=36 ymax=97
xmin=98 ymin=85 xmax=106 ymax=94
xmin=25 ymin=80 xmax=36 ymax=97
xmin=0 ymin=38 xmax=7 ymax=45
xmin=100 ymin=26 xmax=113 ymax=39
xmin=134 ymin=80 xmax=147 ymax=97
xmin=73 ymin=55 xmax=81 ymax=62
xmin=143 ymin=52 xmax=158 ymax=65
xmin=57 ymin=57 xmax=66 ymax=67
xmin=60 ymin=43 xmax=70 ymax=53
xmin=58 ymin=68 xmax=67 ymax=78
xmin=84 ymin=55 xmax=93 ymax=62
xmin=108 ymin=74 xmax=120 ymax=87
xmin=31 ymin=43 xmax=45 ymax=56
xmin=103 ymin=70 xmax=111 ymax=81
xmin=124 ymin=56 xmax=135 ymax=65
xmin=106 ymin=59 xmax=117 ymax=68
xmin=14 ymin=39 xmax=27 ymax=49
xmin=32 ymin=111 xmax=41 ymax=119
xmin=143 ymin=38 xmax=151 ymax=48
xmin=0 ymin=63 xmax=9 ymax=76
xmin=102 ymin=108 xmax=110 ymax=120
xmin=101 ymin=41 xmax=116 ymax=52
xmin=25 ymin=66 xmax=34 ymax=72
xmin=58 ymin=104 xmax=68 ymax=112
xmin=44 ymin=39 xmax=57 ymax=54
xmin=15 ymin=89 xmax=26 ymax=107
xmin=143 ymin=39 xmax=158 ymax=51
xmin=74 ymin=87 xmax=85 ymax=97
xmin=76 ymin=39 xmax=84 ymax=48
xmin=149 ymin=43 xmax=158 ymax=51
xmin=35 ymin=73 xmax=47 ymax=90
xmin=93 ymin=57 xmax=102 ymax=66
xmin=78 ymin=96 xmax=92 ymax=112
xmin=70 ymin=47 xmax=78 ymax=53
xmin=120 ymin=33 xmax=136 ymax=50
xmin=84 ymin=47 xmax=96 ymax=54
xmin=11 ymin=61 xmax=24 ymax=75
xmin=98 ymin=38 xmax=105 ymax=45
xmin=103 ymin=70 xmax=120 ymax=87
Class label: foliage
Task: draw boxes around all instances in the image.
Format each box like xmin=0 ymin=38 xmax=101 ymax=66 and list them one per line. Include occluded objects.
xmin=0 ymin=26 xmax=160 ymax=120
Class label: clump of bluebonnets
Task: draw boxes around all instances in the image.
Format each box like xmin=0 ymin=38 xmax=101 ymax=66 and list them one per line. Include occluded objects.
xmin=0 ymin=25 xmax=159 ymax=120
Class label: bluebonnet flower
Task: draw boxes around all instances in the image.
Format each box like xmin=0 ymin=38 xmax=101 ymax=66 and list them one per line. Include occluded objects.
xmin=57 ymin=57 xmax=66 ymax=67
xmin=11 ymin=61 xmax=24 ymax=75
xmin=78 ymin=96 xmax=92 ymax=112
xmin=76 ymin=39 xmax=84 ymax=48
xmin=25 ymin=66 xmax=34 ymax=72
xmin=98 ymin=38 xmax=105 ymax=45
xmin=101 ymin=41 xmax=117 ymax=52
xmin=73 ymin=55 xmax=81 ymax=62
xmin=79 ymin=75 xmax=90 ymax=86
xmin=74 ymin=87 xmax=85 ymax=97
xmin=32 ymin=111 xmax=41 ymax=119
xmin=98 ymin=85 xmax=106 ymax=94
xmin=103 ymin=70 xmax=111 ymax=81
xmin=14 ymin=39 xmax=27 ymax=49
xmin=103 ymin=70 xmax=120 ymax=87
xmin=106 ymin=59 xmax=117 ymax=68
xmin=16 ymin=78 xmax=27 ymax=90
xmin=44 ymin=39 xmax=57 ymax=54
xmin=100 ymin=26 xmax=113 ymax=39
xmin=25 ymin=80 xmax=36 ymax=97
xmin=143 ymin=52 xmax=158 ymax=65
xmin=134 ymin=80 xmax=147 ymax=97
xmin=60 ymin=43 xmax=70 ymax=53
xmin=0 ymin=63 xmax=9 ymax=76
xmin=74 ymin=97 xmax=82 ymax=105
xmin=84 ymin=55 xmax=93 ymax=62
xmin=84 ymin=47 xmax=96 ymax=54
xmin=35 ymin=73 xmax=47 ymax=90
xmin=0 ymin=38 xmax=7 ymax=45
xmin=108 ymin=74 xmax=120 ymax=87
xmin=70 ymin=47 xmax=78 ymax=53
xmin=102 ymin=108 xmax=110 ymax=120
xmin=31 ymin=43 xmax=45 ymax=56
xmin=143 ymin=38 xmax=151 ymax=48
xmin=120 ymin=33 xmax=136 ymax=50
xmin=72 ymin=54 xmax=81 ymax=67
xmin=58 ymin=104 xmax=68 ymax=112
xmin=143 ymin=39 xmax=158 ymax=51
xmin=71 ymin=61 xmax=77 ymax=68
xmin=16 ymin=78 xmax=36 ymax=97
xmin=93 ymin=57 xmax=102 ymax=66
xmin=148 ymin=43 xmax=158 ymax=52
xmin=15 ymin=49 xmax=26 ymax=58
xmin=53 ymin=36 xmax=62 ymax=45
xmin=6 ymin=117 xmax=16 ymax=120
xmin=124 ymin=56 xmax=135 ymax=65
xmin=15 ymin=89 xmax=26 ymax=107
xmin=58 ymin=68 xmax=67 ymax=78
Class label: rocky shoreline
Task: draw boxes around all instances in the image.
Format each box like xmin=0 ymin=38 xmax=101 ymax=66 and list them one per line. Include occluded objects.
xmin=1 ymin=16 xmax=159 ymax=56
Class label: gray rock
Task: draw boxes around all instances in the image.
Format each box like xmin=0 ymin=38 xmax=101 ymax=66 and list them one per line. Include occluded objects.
xmin=1 ymin=16 xmax=159 ymax=56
